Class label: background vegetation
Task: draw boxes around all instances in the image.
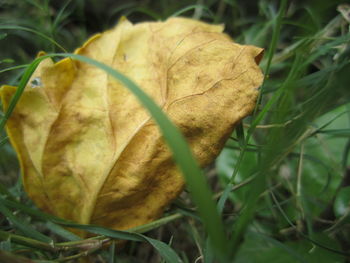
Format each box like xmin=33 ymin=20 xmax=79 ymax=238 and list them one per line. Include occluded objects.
xmin=0 ymin=0 xmax=349 ymax=262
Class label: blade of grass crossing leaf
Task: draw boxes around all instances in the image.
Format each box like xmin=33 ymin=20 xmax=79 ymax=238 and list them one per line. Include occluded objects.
xmin=0 ymin=202 xmax=52 ymax=243
xmin=54 ymin=53 xmax=230 ymax=261
xmin=45 ymin=221 xmax=82 ymax=241
xmin=128 ymin=213 xmax=183 ymax=233
xmin=0 ymin=59 xmax=42 ymax=132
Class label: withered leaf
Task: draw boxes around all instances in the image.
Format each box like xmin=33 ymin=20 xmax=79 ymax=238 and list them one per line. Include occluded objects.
xmin=0 ymin=17 xmax=263 ymax=234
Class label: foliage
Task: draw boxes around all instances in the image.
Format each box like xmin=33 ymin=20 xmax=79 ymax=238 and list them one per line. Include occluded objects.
xmin=0 ymin=0 xmax=349 ymax=262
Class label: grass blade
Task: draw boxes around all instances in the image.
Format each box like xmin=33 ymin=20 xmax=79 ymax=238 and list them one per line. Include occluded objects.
xmin=55 ymin=53 xmax=230 ymax=261
xmin=1 ymin=196 xmax=182 ymax=263
xmin=0 ymin=25 xmax=67 ymax=52
xmin=170 ymin=5 xmax=214 ymax=19
xmin=0 ymin=202 xmax=52 ymax=243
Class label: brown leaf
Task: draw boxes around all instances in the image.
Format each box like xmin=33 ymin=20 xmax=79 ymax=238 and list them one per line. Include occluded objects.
xmin=0 ymin=17 xmax=263 ymax=234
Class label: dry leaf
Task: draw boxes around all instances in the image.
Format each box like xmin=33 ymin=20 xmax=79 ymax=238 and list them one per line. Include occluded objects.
xmin=0 ymin=17 xmax=263 ymax=234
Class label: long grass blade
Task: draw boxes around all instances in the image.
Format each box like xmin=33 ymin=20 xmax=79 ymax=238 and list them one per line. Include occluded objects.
xmin=55 ymin=53 xmax=230 ymax=261
xmin=0 ymin=202 xmax=52 ymax=243
xmin=0 ymin=25 xmax=67 ymax=52
xmin=170 ymin=5 xmax=214 ymax=19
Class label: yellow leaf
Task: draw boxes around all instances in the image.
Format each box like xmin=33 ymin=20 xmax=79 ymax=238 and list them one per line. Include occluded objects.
xmin=0 ymin=17 xmax=263 ymax=234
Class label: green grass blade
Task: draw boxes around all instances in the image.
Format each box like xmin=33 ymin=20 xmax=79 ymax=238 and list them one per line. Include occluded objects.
xmin=1 ymin=196 xmax=182 ymax=263
xmin=0 ymin=25 xmax=67 ymax=52
xmin=235 ymin=122 xmax=245 ymax=148
xmin=228 ymin=170 xmax=266 ymax=253
xmin=0 ymin=202 xmax=52 ymax=243
xmin=124 ymin=7 xmax=163 ymax=20
xmin=217 ymin=183 xmax=232 ymax=213
xmin=0 ymin=59 xmax=42 ymax=132
xmin=109 ymin=240 xmax=116 ymax=263
xmin=54 ymin=53 xmax=230 ymax=261
xmin=143 ymin=237 xmax=182 ymax=263
xmin=45 ymin=221 xmax=82 ymax=241
xmin=257 ymin=0 xmax=288 ymax=95
xmin=0 ymin=136 xmax=7 ymax=148
xmin=55 ymin=223 xmax=182 ymax=263
xmin=216 ymin=70 xmax=289 ymax=215
xmin=23 ymin=0 xmax=44 ymax=10
xmin=270 ymin=190 xmax=350 ymax=257
xmin=52 ymin=0 xmax=73 ymax=31
xmin=315 ymin=129 xmax=350 ymax=137
xmin=3 ymin=196 xmax=182 ymax=236
xmin=0 ymin=64 xmax=29 ymax=74
xmin=169 ymin=5 xmax=214 ymax=19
